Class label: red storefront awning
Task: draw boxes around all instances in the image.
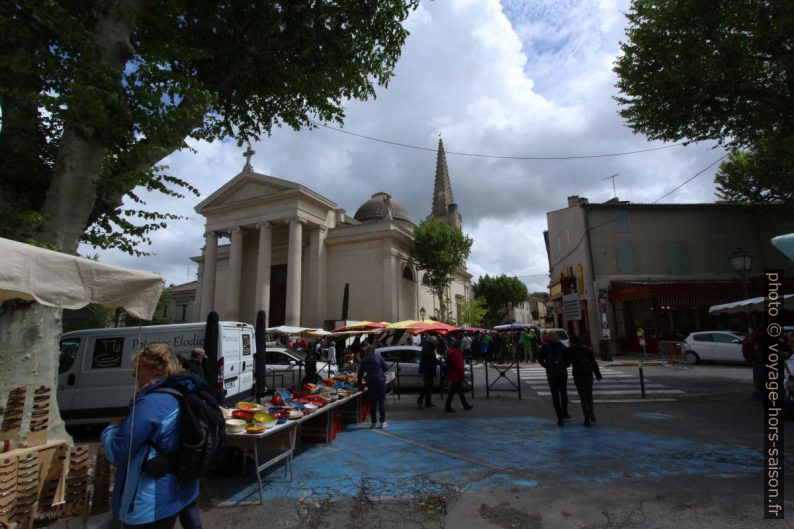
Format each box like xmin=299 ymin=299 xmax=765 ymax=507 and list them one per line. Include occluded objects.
xmin=609 ymin=280 xmax=744 ymax=307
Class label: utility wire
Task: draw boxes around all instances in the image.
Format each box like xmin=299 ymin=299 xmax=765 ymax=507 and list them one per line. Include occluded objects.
xmin=549 ymin=153 xmax=729 ymax=270
xmin=309 ymin=120 xmax=685 ymax=160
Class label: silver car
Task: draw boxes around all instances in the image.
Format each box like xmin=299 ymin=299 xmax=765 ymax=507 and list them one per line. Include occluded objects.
xmin=684 ymin=331 xmax=747 ymax=364
xmin=263 ymin=347 xmax=335 ymax=389
xmin=375 ymin=345 xmax=470 ymax=389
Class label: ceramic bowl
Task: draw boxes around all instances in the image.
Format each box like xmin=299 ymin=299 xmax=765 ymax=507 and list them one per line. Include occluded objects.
xmin=225 ymin=419 xmax=246 ymax=433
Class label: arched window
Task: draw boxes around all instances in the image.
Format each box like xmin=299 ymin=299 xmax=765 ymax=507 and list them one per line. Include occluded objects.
xmin=402 ymin=266 xmax=415 ymax=281
xmin=422 ymin=273 xmax=430 ymax=286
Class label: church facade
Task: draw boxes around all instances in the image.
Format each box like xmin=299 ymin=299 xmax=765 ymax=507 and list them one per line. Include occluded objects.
xmin=192 ymin=140 xmax=472 ymax=328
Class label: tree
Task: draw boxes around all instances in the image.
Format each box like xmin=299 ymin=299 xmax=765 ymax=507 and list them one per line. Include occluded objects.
xmin=530 ymin=291 xmax=549 ymax=301
xmin=410 ymin=219 xmax=473 ymax=322
xmin=473 ymin=274 xmax=528 ymax=327
xmin=0 ymin=0 xmax=418 ymax=441
xmin=455 ymin=297 xmax=487 ymax=327
xmin=613 ymin=0 xmax=794 ymax=203
xmin=715 ymin=144 xmax=794 ymax=203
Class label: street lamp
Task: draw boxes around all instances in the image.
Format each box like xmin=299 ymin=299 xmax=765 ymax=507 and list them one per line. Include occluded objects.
xmin=419 ymin=306 xmax=426 ymax=322
xmin=730 ymin=248 xmax=753 ymax=298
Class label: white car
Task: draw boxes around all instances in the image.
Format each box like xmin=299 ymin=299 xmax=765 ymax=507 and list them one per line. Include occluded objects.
xmin=684 ymin=331 xmax=747 ymax=364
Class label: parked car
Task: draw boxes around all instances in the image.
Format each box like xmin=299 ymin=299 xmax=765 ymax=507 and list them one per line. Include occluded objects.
xmin=375 ymin=345 xmax=471 ymax=389
xmin=684 ymin=331 xmax=748 ymax=364
xmin=540 ymin=328 xmax=571 ymax=347
xmin=263 ymin=346 xmax=335 ymax=390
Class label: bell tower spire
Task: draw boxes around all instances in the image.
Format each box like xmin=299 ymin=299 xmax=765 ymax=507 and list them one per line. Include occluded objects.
xmin=429 ymin=137 xmax=462 ymax=229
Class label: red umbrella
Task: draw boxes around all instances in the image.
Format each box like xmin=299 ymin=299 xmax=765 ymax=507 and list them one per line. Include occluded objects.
xmin=407 ymin=321 xmax=459 ymax=335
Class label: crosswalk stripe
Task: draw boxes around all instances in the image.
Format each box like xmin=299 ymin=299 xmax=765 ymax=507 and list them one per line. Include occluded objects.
xmin=528 ymin=384 xmax=667 ymax=390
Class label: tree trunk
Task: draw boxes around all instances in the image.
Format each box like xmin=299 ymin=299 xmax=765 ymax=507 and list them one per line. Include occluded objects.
xmin=39 ymin=0 xmax=143 ymax=252
xmin=0 ymin=303 xmax=69 ymax=443
xmin=5 ymin=1 xmax=144 ymax=446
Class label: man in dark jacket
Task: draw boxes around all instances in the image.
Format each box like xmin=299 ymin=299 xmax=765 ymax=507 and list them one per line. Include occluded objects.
xmin=417 ymin=335 xmax=438 ymax=409
xmin=569 ymin=335 xmax=602 ymax=427
xmin=537 ymin=332 xmax=572 ymax=426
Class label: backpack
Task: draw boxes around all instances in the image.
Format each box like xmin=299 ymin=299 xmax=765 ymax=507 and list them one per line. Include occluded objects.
xmin=144 ymin=379 xmax=226 ymax=480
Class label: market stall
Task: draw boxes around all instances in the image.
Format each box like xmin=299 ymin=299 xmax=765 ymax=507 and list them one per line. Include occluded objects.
xmin=221 ymin=371 xmax=395 ymax=503
xmin=0 ymin=237 xmax=165 ymax=528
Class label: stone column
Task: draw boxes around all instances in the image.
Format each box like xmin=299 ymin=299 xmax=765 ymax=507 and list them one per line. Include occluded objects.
xmin=199 ymin=231 xmax=218 ymax=319
xmin=285 ymin=218 xmax=303 ymax=326
xmin=254 ymin=222 xmax=272 ymax=322
xmin=307 ymin=226 xmax=328 ymax=327
xmin=226 ymin=227 xmax=244 ymax=321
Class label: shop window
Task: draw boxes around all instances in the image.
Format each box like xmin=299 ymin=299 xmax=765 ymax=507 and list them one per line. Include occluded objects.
xmin=616 ymin=244 xmax=636 ymax=274
xmin=665 ymin=242 xmax=689 ymax=275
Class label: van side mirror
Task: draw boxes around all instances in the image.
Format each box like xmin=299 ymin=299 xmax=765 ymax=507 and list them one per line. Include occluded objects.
xmin=289 ymin=360 xmax=296 ymax=367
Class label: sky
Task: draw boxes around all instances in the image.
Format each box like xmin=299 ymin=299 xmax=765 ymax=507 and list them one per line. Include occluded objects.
xmin=81 ymin=0 xmax=727 ymax=293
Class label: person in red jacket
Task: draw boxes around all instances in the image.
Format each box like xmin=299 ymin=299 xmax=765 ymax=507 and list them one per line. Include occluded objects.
xmin=444 ymin=339 xmax=473 ymax=412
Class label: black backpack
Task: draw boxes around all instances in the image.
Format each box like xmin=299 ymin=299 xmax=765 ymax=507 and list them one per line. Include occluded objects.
xmin=143 ymin=378 xmax=225 ymax=480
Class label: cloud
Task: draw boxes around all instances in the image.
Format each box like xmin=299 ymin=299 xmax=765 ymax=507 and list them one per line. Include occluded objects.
xmin=86 ymin=0 xmax=727 ymax=296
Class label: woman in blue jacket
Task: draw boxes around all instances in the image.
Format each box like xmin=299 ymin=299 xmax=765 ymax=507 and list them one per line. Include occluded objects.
xmin=102 ymin=344 xmax=200 ymax=528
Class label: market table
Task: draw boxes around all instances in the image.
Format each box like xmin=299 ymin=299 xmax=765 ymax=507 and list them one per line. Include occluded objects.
xmin=223 ymin=389 xmax=366 ymax=503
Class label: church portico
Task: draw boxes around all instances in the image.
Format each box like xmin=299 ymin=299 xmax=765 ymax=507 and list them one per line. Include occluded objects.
xmin=191 ymin=139 xmax=472 ymax=327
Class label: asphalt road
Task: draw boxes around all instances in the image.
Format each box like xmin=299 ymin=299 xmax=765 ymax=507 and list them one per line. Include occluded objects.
xmin=196 ymin=360 xmax=793 ymax=529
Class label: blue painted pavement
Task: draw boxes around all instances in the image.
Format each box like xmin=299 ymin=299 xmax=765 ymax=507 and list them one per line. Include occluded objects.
xmin=206 ymin=416 xmax=765 ymax=505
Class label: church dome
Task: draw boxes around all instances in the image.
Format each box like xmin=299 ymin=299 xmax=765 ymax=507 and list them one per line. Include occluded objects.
xmin=354 ymin=192 xmax=414 ymax=226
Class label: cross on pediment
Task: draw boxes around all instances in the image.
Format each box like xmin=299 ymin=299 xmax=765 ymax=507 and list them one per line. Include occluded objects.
xmin=243 ymin=145 xmax=255 ymax=170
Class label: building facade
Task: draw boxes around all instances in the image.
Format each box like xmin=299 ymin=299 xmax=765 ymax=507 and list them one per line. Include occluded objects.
xmin=192 ymin=140 xmax=471 ymax=327
xmin=545 ymin=196 xmax=793 ymax=354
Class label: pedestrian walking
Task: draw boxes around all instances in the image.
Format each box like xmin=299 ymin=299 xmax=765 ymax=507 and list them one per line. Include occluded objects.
xmin=417 ymin=335 xmax=438 ymax=408
xmin=569 ymin=335 xmax=602 ymax=427
xmin=461 ymin=333 xmax=473 ymax=362
xmin=444 ymin=340 xmax=473 ymax=412
xmin=357 ymin=344 xmax=389 ymax=428
xmin=537 ymin=331 xmax=571 ymax=426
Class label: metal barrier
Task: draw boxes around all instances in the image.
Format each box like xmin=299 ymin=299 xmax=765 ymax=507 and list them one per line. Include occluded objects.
xmin=483 ymin=356 xmax=522 ymax=399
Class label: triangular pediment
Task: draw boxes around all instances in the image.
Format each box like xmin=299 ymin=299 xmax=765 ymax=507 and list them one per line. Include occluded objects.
xmin=196 ymin=170 xmax=299 ymax=212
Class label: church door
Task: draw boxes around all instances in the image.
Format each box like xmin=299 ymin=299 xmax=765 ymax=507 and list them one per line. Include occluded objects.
xmin=269 ymin=264 xmax=287 ymax=326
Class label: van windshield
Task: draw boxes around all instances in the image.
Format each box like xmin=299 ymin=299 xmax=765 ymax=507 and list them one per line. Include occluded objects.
xmin=59 ymin=338 xmax=80 ymax=374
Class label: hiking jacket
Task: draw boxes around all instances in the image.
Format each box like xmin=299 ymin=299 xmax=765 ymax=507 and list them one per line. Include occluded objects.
xmin=102 ymin=373 xmax=199 ymax=525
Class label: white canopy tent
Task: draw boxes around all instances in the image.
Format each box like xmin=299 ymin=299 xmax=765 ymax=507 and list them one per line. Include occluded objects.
xmin=0 ymin=237 xmax=164 ymax=319
xmin=709 ymin=294 xmax=794 ymax=315
xmin=266 ymin=325 xmax=310 ymax=335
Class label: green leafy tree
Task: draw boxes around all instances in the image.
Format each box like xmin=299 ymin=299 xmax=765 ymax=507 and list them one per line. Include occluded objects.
xmin=1 ymin=0 xmax=418 ymax=254
xmin=530 ymin=291 xmax=549 ymax=301
xmin=715 ymin=144 xmax=794 ymax=203
xmin=455 ymin=297 xmax=487 ymax=327
xmin=473 ymin=274 xmax=529 ymax=327
xmin=613 ymin=0 xmax=794 ymax=203
xmin=0 ymin=0 xmax=418 ymax=441
xmin=411 ymin=219 xmax=473 ymax=321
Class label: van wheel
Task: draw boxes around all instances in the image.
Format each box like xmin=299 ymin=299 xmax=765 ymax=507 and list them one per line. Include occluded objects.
xmin=684 ymin=351 xmax=699 ymax=365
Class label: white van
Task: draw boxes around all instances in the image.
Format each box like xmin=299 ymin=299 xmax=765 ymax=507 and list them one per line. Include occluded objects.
xmin=57 ymin=322 xmax=255 ymax=424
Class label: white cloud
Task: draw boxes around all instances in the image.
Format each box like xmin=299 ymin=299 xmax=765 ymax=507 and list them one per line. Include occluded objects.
xmin=87 ymin=0 xmax=727 ymax=295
